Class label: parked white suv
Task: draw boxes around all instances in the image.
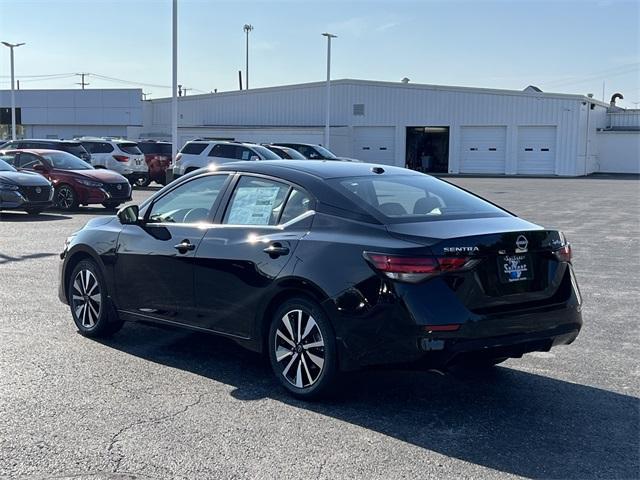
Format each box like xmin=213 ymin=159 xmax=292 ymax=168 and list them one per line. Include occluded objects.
xmin=171 ymin=141 xmax=282 ymax=179
xmin=78 ymin=138 xmax=149 ymax=186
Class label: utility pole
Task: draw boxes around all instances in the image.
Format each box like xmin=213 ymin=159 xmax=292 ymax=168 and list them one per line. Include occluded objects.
xmin=75 ymin=72 xmax=90 ymax=89
xmin=243 ymin=24 xmax=253 ymax=89
xmin=1 ymin=41 xmax=25 ymax=141
xmin=178 ymin=84 xmax=183 ymax=97
xmin=171 ymin=0 xmax=178 ymax=167
xmin=321 ymin=33 xmax=337 ymax=148
xmin=182 ymin=87 xmax=191 ymax=96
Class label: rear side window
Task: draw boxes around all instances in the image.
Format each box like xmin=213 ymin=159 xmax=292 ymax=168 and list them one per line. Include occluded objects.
xmin=250 ymin=145 xmax=281 ymax=160
xmin=223 ymin=176 xmax=290 ymax=226
xmin=83 ymin=142 xmax=113 ymax=154
xmin=181 ymin=142 xmax=208 ymax=155
xmin=117 ymin=143 xmax=142 ymax=155
xmin=60 ymin=143 xmax=89 ymax=158
xmin=280 ymin=189 xmax=312 ymax=223
xmin=209 ymin=144 xmax=236 ymax=158
xmin=330 ymin=174 xmax=509 ymax=223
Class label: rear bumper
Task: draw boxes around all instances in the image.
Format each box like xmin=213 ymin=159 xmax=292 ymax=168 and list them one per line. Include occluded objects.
xmin=327 ymin=266 xmax=583 ymax=371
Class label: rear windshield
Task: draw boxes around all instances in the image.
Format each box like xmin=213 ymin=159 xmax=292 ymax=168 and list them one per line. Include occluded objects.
xmin=250 ymin=145 xmax=281 ymax=160
xmin=117 ymin=142 xmax=143 ymax=155
xmin=180 ymin=142 xmax=208 ymax=155
xmin=59 ymin=143 xmax=89 ymax=157
xmin=330 ymin=174 xmax=509 ymax=223
xmin=138 ymin=142 xmax=172 ymax=155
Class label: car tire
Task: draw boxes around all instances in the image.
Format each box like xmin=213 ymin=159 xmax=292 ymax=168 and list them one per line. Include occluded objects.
xmin=55 ymin=184 xmax=78 ymax=211
xmin=25 ymin=207 xmax=45 ymax=215
xmin=268 ymin=297 xmax=338 ymax=400
xmin=68 ymin=259 xmax=124 ymax=338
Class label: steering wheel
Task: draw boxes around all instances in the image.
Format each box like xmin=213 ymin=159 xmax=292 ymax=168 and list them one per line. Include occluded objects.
xmin=182 ymin=208 xmax=210 ymax=223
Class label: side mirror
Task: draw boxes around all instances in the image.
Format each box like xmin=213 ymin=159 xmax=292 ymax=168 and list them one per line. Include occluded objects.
xmin=117 ymin=204 xmax=140 ymax=225
xmin=249 ymin=155 xmax=260 ymax=161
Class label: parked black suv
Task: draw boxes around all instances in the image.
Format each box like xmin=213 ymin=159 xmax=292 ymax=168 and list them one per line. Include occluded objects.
xmin=272 ymin=143 xmax=358 ymax=162
xmin=0 ymin=139 xmax=91 ymax=163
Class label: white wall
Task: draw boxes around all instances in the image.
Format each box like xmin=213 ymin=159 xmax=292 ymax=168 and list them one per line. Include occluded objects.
xmin=597 ymin=132 xmax=640 ymax=174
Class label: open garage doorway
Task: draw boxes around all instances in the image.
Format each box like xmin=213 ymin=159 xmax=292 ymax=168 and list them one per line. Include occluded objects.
xmin=406 ymin=127 xmax=449 ymax=173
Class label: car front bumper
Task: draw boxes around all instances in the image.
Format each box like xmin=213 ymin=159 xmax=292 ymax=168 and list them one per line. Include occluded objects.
xmin=0 ymin=189 xmax=53 ymax=211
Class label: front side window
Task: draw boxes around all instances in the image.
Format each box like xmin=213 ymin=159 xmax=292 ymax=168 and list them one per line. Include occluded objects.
xmin=19 ymin=153 xmax=46 ymax=169
xmin=209 ymin=144 xmax=236 ymax=158
xmin=330 ymin=174 xmax=509 ymax=223
xmin=236 ymin=147 xmax=253 ymax=161
xmin=148 ymin=174 xmax=228 ymax=224
xmin=60 ymin=143 xmax=89 ymax=158
xmin=223 ymin=176 xmax=290 ymax=226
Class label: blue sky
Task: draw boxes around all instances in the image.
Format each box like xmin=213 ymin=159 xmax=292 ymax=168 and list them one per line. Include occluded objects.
xmin=1 ymin=0 xmax=638 ymax=107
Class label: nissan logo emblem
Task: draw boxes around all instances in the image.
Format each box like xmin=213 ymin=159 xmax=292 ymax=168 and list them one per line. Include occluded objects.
xmin=116 ymin=184 xmax=122 ymax=190
xmin=516 ymin=235 xmax=528 ymax=250
xmin=35 ymin=187 xmax=41 ymax=194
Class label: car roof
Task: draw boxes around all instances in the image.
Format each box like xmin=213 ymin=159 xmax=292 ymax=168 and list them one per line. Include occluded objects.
xmin=11 ymin=139 xmax=81 ymax=144
xmin=0 ymin=148 xmax=63 ymax=155
xmin=217 ymin=160 xmax=415 ymax=180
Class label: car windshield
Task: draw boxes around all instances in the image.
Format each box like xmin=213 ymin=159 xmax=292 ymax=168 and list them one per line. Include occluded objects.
xmin=330 ymin=174 xmax=509 ymax=223
xmin=250 ymin=145 xmax=282 ymax=160
xmin=117 ymin=142 xmax=143 ymax=155
xmin=314 ymin=145 xmax=338 ymax=159
xmin=41 ymin=151 xmax=94 ymax=170
xmin=0 ymin=158 xmax=16 ymax=172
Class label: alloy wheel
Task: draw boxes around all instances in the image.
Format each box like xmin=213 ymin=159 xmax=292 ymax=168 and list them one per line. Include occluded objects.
xmin=274 ymin=309 xmax=325 ymax=388
xmin=57 ymin=186 xmax=74 ymax=210
xmin=71 ymin=269 xmax=102 ymax=328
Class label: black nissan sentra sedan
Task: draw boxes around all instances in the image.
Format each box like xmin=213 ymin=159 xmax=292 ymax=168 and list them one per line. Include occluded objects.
xmin=58 ymin=161 xmax=582 ymax=398
xmin=0 ymin=157 xmax=53 ymax=215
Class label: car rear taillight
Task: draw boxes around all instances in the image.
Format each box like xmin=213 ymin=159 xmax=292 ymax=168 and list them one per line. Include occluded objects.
xmin=554 ymin=244 xmax=572 ymax=263
xmin=364 ymin=252 xmax=474 ymax=283
xmin=113 ymin=155 xmax=129 ymax=162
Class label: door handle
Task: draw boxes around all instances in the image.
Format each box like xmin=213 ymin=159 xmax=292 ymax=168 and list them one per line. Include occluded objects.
xmin=174 ymin=239 xmax=196 ymax=253
xmin=263 ymin=243 xmax=290 ymax=258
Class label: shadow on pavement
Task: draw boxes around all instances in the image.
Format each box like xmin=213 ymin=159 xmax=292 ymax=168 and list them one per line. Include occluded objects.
xmin=100 ymin=322 xmax=639 ymax=479
xmin=0 ymin=252 xmax=57 ymax=264
xmin=0 ymin=211 xmax=71 ymax=222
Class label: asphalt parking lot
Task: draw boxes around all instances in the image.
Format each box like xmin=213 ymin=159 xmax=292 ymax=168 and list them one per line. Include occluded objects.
xmin=1 ymin=176 xmax=638 ymax=480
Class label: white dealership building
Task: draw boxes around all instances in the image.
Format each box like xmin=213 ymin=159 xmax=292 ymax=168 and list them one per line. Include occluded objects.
xmin=2 ymin=81 xmax=638 ymax=175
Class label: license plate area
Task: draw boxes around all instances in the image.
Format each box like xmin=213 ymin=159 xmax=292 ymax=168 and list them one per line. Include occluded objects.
xmin=497 ymin=254 xmax=532 ymax=283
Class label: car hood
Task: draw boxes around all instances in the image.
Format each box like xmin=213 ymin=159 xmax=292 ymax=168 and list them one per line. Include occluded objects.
xmin=68 ymin=169 xmax=128 ymax=183
xmin=0 ymin=170 xmax=51 ymax=186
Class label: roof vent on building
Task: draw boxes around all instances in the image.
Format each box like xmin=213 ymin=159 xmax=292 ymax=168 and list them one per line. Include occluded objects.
xmin=523 ymin=85 xmax=542 ymax=93
xmin=353 ymin=103 xmax=365 ymax=116
xmin=610 ymin=92 xmax=624 ymax=107
xmin=401 ymin=77 xmax=410 ymax=84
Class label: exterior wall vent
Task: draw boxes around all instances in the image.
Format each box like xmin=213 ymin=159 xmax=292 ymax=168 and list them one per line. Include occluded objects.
xmin=353 ymin=104 xmax=365 ymax=116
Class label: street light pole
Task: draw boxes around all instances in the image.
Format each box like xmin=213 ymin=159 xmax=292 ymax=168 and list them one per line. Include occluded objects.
xmin=171 ymin=0 xmax=178 ymax=164
xmin=1 ymin=41 xmax=25 ymax=141
xmin=243 ymin=24 xmax=254 ymax=90
xmin=321 ymin=33 xmax=336 ymax=149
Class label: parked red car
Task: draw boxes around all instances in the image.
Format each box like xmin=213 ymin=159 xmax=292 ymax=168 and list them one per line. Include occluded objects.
xmin=137 ymin=140 xmax=172 ymax=186
xmin=0 ymin=149 xmax=131 ymax=210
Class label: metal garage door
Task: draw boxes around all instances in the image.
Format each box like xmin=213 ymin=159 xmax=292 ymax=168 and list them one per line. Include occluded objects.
xmin=517 ymin=126 xmax=557 ymax=174
xmin=353 ymin=127 xmax=395 ymax=165
xmin=460 ymin=126 xmax=507 ymax=174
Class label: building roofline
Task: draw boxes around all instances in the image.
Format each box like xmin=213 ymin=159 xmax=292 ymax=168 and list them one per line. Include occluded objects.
xmin=148 ymin=78 xmax=609 ymax=106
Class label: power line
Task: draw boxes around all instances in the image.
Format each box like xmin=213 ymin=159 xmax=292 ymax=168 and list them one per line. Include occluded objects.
xmin=540 ymin=62 xmax=640 ymax=89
